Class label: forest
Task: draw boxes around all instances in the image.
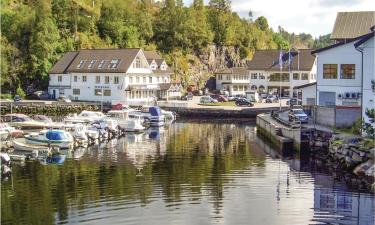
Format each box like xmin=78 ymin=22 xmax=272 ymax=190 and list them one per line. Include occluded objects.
xmin=1 ymin=0 xmax=332 ymax=96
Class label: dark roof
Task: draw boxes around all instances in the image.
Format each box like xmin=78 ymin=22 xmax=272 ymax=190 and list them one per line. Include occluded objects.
xmin=311 ymin=33 xmax=369 ymax=54
xmin=354 ymin=31 xmax=375 ymax=48
xmin=294 ymin=82 xmax=317 ymax=89
xmin=247 ymin=49 xmax=316 ymax=71
xmin=331 ymin=11 xmax=375 ymax=40
xmin=144 ymin=50 xmax=162 ymax=60
xmin=66 ymin=48 xmax=141 ymax=73
xmin=215 ymin=67 xmax=248 ymax=74
xmin=49 ymin=52 xmax=79 ymax=74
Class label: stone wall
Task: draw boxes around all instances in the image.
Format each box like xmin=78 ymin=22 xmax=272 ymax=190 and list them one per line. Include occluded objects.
xmin=335 ymin=106 xmax=361 ymax=128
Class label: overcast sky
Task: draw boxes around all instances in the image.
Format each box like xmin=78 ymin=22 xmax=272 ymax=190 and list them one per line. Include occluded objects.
xmin=183 ymin=0 xmax=373 ymax=38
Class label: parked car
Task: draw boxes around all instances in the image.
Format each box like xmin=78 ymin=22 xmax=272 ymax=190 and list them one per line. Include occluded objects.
xmin=286 ymin=98 xmax=302 ymax=106
xmin=13 ymin=95 xmax=21 ymax=102
xmin=265 ymin=95 xmax=279 ymax=103
xmin=260 ymin=93 xmax=268 ymax=99
xmin=27 ymin=91 xmax=50 ymax=100
xmin=200 ymin=96 xmax=218 ymax=104
xmin=288 ymin=108 xmax=308 ymax=123
xmin=210 ymin=94 xmax=228 ymax=102
xmin=235 ymin=98 xmax=254 ymax=107
xmin=57 ymin=95 xmax=71 ymax=103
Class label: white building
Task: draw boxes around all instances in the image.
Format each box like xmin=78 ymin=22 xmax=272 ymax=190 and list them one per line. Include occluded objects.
xmin=215 ymin=67 xmax=249 ymax=96
xmin=48 ymin=48 xmax=181 ymax=103
xmin=247 ymin=49 xmax=317 ymax=98
xmin=354 ymin=31 xmax=375 ymax=125
xmin=294 ymin=82 xmax=317 ymax=106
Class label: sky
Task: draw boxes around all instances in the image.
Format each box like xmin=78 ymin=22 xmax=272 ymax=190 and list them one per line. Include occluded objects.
xmin=183 ymin=0 xmax=374 ymax=38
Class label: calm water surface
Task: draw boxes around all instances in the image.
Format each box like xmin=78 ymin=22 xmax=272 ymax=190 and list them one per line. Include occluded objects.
xmin=1 ymin=121 xmax=374 ymax=225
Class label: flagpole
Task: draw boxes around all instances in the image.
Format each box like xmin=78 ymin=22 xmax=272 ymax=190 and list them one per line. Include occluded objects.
xmin=279 ymin=49 xmax=282 ymax=112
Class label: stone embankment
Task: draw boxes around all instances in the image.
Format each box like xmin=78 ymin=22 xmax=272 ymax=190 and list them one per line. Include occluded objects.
xmin=311 ymin=134 xmax=374 ymax=192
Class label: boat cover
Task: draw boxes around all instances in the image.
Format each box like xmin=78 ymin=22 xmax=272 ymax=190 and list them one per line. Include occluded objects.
xmin=149 ymin=107 xmax=162 ymax=116
xmin=46 ymin=130 xmax=67 ymax=141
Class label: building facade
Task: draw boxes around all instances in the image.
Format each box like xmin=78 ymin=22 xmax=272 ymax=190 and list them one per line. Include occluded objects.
xmin=247 ymin=49 xmax=317 ymax=98
xmin=215 ymin=67 xmax=249 ymax=96
xmin=48 ymin=48 xmax=180 ymax=103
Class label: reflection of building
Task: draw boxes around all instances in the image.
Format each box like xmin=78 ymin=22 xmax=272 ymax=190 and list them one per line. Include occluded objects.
xmin=247 ymin=49 xmax=316 ymax=98
xmin=313 ymin=174 xmax=375 ymax=225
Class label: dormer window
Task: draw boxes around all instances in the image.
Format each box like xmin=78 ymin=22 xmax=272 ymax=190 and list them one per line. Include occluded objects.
xmin=133 ymin=57 xmax=141 ymax=68
xmin=88 ymin=60 xmax=97 ymax=69
xmin=77 ymin=60 xmax=85 ymax=69
xmin=108 ymin=59 xmax=120 ymax=69
xmin=98 ymin=60 xmax=106 ymax=69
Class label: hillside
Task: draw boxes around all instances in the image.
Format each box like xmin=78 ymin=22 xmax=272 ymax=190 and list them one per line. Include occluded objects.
xmin=1 ymin=0 xmax=332 ymax=95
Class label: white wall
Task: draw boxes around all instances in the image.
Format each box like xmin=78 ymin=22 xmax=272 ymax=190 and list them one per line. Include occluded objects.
xmin=316 ymin=42 xmax=362 ymax=106
xmin=299 ymin=84 xmax=316 ymax=105
xmin=361 ymin=36 xmax=375 ymax=124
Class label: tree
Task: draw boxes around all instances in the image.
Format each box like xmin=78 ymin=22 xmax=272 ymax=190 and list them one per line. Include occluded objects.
xmin=255 ymin=16 xmax=268 ymax=31
xmin=209 ymin=0 xmax=231 ymax=11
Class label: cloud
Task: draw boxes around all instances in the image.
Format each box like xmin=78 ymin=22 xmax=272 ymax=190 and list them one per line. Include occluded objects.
xmin=183 ymin=0 xmax=373 ymax=37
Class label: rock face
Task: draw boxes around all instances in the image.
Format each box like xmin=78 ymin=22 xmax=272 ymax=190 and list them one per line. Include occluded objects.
xmin=195 ymin=45 xmax=247 ymax=72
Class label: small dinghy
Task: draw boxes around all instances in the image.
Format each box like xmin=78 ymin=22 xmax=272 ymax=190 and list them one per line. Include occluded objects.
xmin=24 ymin=130 xmax=74 ymax=149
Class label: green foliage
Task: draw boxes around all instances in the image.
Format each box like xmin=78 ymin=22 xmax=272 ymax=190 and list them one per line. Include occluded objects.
xmin=1 ymin=0 xmax=320 ymax=93
xmin=16 ymin=86 xmax=26 ymax=98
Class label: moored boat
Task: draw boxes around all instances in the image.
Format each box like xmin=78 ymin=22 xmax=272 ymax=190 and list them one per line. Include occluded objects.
xmin=24 ymin=130 xmax=74 ymax=149
xmin=64 ymin=111 xmax=105 ymax=124
xmin=107 ymin=110 xmax=146 ymax=132
xmin=1 ymin=114 xmax=46 ymax=130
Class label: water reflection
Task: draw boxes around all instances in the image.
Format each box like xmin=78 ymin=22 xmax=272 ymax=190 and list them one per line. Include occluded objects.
xmin=1 ymin=121 xmax=374 ymax=225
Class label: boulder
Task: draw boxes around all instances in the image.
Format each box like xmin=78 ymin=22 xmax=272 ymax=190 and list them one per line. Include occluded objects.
xmin=353 ymin=160 xmax=374 ymax=177
xmin=352 ymin=152 xmax=364 ymax=163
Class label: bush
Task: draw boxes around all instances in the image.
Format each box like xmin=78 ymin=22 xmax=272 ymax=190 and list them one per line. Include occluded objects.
xmin=0 ymin=93 xmax=12 ymax=99
xmin=16 ymin=86 xmax=26 ymax=98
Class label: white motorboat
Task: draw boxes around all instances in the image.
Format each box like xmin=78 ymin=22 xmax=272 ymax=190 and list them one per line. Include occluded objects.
xmin=12 ymin=138 xmax=52 ymax=153
xmin=0 ymin=123 xmax=24 ymax=140
xmin=24 ymin=129 xmax=74 ymax=149
xmin=161 ymin=109 xmax=176 ymax=121
xmin=64 ymin=111 xmax=106 ymax=124
xmin=1 ymin=114 xmax=47 ymax=130
xmin=71 ymin=124 xmax=99 ymax=141
xmin=128 ymin=106 xmax=165 ymax=127
xmin=107 ymin=110 xmax=146 ymax=132
xmin=33 ymin=115 xmax=66 ymax=129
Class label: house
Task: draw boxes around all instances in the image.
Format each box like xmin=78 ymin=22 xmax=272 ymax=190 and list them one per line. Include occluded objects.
xmin=294 ymin=82 xmax=317 ymax=106
xmin=354 ymin=31 xmax=375 ymax=126
xmin=48 ymin=48 xmax=180 ymax=103
xmin=330 ymin=11 xmax=375 ymax=43
xmin=247 ymin=49 xmax=317 ymax=98
xmin=215 ymin=67 xmax=249 ymax=96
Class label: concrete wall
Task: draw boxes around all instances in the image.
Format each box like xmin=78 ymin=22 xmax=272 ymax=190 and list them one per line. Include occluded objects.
xmin=335 ymin=106 xmax=361 ymax=128
xmin=315 ymin=106 xmax=336 ymax=127
xmin=362 ymin=36 xmax=375 ymax=125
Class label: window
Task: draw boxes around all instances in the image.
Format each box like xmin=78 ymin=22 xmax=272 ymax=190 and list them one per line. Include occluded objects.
xmin=114 ymin=76 xmax=119 ymax=84
xmin=149 ymin=77 xmax=152 ymax=83
xmin=108 ymin=59 xmax=120 ymax=69
xmin=323 ymin=64 xmax=338 ymax=79
xmin=259 ymin=73 xmax=265 ymax=79
xmin=341 ymin=64 xmax=355 ymax=79
xmin=130 ymin=77 xmax=133 ymax=84
xmin=143 ymin=77 xmax=146 ymax=83
xmin=251 ymin=73 xmax=257 ymax=79
xmin=293 ymin=73 xmax=299 ymax=80
xmin=94 ymin=89 xmax=102 ymax=96
xmin=83 ymin=76 xmax=87 ymax=82
xmin=105 ymin=76 xmax=110 ymax=84
xmin=104 ymin=90 xmax=111 ymax=96
xmin=133 ymin=57 xmax=141 ymax=68
xmin=96 ymin=76 xmax=100 ymax=84
xmin=74 ymin=76 xmax=78 ymax=82
xmin=73 ymin=89 xmax=80 ymax=95
xmin=88 ymin=60 xmax=97 ymax=69
xmin=136 ymin=77 xmax=140 ymax=83
xmin=269 ymin=73 xmax=289 ymax=82
xmin=98 ymin=60 xmax=106 ymax=69
xmin=157 ymin=77 xmax=160 ymax=83
xmin=58 ymin=75 xmax=62 ymax=82
xmin=77 ymin=60 xmax=85 ymax=69
xmin=217 ymin=75 xmax=223 ymax=80
xmin=233 ymin=85 xmax=238 ymax=91
xmin=301 ymin=73 xmax=308 ymax=80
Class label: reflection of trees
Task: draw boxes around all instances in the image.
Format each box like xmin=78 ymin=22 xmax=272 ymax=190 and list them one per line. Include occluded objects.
xmin=1 ymin=122 xmax=266 ymax=224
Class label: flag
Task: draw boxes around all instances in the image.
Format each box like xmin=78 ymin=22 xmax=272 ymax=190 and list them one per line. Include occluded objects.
xmin=278 ymin=50 xmax=283 ymax=70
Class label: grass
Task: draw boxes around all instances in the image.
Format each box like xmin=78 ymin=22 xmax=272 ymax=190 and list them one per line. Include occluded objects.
xmin=198 ymin=101 xmax=236 ymax=107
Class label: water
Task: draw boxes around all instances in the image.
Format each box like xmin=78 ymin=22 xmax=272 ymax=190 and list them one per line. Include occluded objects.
xmin=1 ymin=121 xmax=374 ymax=225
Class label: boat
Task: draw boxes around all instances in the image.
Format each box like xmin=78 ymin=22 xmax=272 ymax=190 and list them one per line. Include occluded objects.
xmin=71 ymin=124 xmax=99 ymax=141
xmin=1 ymin=114 xmax=46 ymax=130
xmin=161 ymin=109 xmax=176 ymax=121
xmin=0 ymin=123 xmax=23 ymax=138
xmin=24 ymin=129 xmax=74 ymax=149
xmin=33 ymin=115 xmax=66 ymax=129
xmin=64 ymin=111 xmax=106 ymax=124
xmin=1 ymin=152 xmax=11 ymax=178
xmin=128 ymin=106 xmax=165 ymax=127
xmin=107 ymin=110 xmax=146 ymax=132
xmin=12 ymin=138 xmax=52 ymax=153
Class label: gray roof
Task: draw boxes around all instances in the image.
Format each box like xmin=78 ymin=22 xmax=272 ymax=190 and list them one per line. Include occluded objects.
xmin=49 ymin=52 xmax=79 ymax=74
xmin=294 ymin=82 xmax=317 ymax=89
xmin=143 ymin=50 xmax=162 ymax=60
xmin=331 ymin=11 xmax=375 ymax=40
xmin=215 ymin=67 xmax=248 ymax=75
xmin=247 ymin=49 xmax=315 ymax=72
xmin=65 ymin=48 xmax=141 ymax=73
